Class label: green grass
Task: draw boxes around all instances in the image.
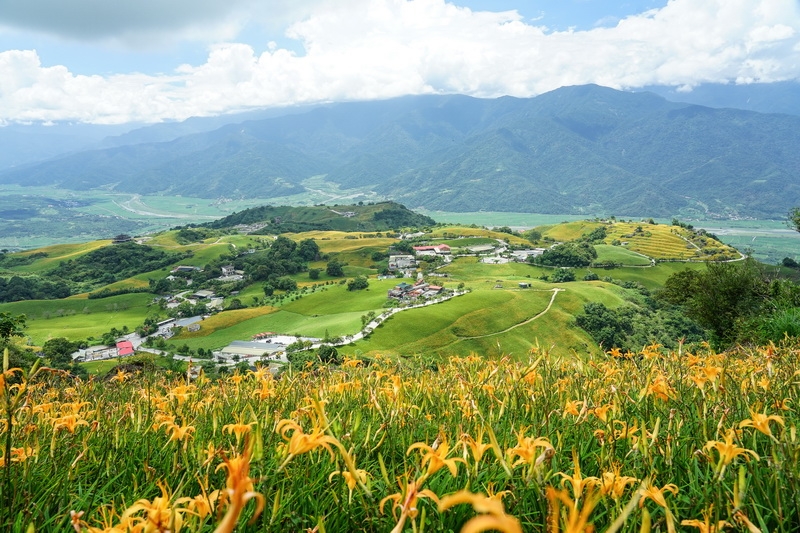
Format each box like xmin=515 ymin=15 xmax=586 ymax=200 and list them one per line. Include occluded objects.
xmin=0 ymin=293 xmax=154 ymax=344
xmin=594 ymin=244 xmax=652 ymax=266
xmin=343 ymin=282 xmax=624 ymax=359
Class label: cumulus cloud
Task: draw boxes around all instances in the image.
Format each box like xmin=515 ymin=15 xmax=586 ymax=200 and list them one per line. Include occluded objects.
xmin=0 ymin=0 xmax=799 ymax=123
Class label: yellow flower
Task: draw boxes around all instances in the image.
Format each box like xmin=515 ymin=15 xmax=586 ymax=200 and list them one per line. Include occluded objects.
xmin=407 ymin=434 xmax=465 ymax=479
xmin=558 ymin=450 xmax=600 ymax=500
xmin=739 ymin=410 xmax=784 ymax=440
xmin=380 ymin=476 xmax=440 ymax=533
xmin=639 ymin=479 xmax=678 ymax=509
xmin=223 ymin=420 xmax=256 ymax=444
xmin=563 ymin=399 xmax=583 ymax=417
xmin=598 ymin=464 xmax=638 ymax=500
xmin=682 ymin=505 xmax=731 ymax=533
xmin=704 ymin=428 xmax=759 ymax=478
xmin=461 ymin=428 xmax=492 ymax=466
xmin=546 ymin=486 xmax=600 ymax=533
xmin=506 ymin=427 xmax=553 ymax=468
xmin=120 ymin=483 xmax=185 ymax=533
xmin=253 ymin=379 xmax=275 ymax=400
xmin=163 ymin=422 xmax=195 ymax=447
xmin=182 ymin=488 xmax=219 ymax=520
xmin=639 ymin=479 xmax=678 ymax=533
xmin=641 ymin=342 xmax=662 ymax=359
xmin=438 ymin=490 xmax=522 ymax=533
xmin=645 ymin=374 xmax=676 ymax=402
xmin=0 ymin=446 xmax=36 ymax=467
xmin=214 ymin=440 xmax=265 ymax=533
xmin=589 ymin=403 xmax=613 ymax=423
xmin=168 ymin=384 xmax=195 ymax=405
xmin=51 ymin=413 xmax=90 ymax=434
xmin=110 ymin=368 xmax=131 ymax=383
xmin=329 ymin=467 xmax=369 ymax=503
xmin=276 ymin=418 xmax=341 ymax=471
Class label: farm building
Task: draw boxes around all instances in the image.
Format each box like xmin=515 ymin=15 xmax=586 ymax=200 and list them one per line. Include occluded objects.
xmin=413 ymin=244 xmax=451 ymax=256
xmin=116 ymin=341 xmax=135 ymax=357
xmin=388 ymin=255 xmax=416 ymax=271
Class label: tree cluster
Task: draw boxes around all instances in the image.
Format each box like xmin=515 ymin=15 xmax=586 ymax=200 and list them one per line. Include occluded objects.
xmin=658 ymin=257 xmax=800 ymax=347
xmin=0 ymin=276 xmax=70 ymax=303
xmin=48 ymin=243 xmax=190 ymax=291
xmin=532 ymin=242 xmax=597 ymax=267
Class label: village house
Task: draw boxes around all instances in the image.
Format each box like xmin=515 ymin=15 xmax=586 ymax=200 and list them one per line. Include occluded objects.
xmin=388 ymin=254 xmax=416 ymax=271
xmin=387 ymin=280 xmax=444 ymax=301
xmin=218 ymin=264 xmax=244 ymax=281
xmin=509 ymin=249 xmax=546 ymax=262
xmin=116 ymin=340 xmax=135 ymax=357
xmin=412 ymin=244 xmax=451 ymax=256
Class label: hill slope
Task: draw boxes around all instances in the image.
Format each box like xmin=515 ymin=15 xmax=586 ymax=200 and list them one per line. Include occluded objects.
xmin=2 ymin=86 xmax=799 ymax=218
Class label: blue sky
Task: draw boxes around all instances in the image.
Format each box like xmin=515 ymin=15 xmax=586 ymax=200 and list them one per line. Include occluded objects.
xmin=0 ymin=0 xmax=797 ymax=124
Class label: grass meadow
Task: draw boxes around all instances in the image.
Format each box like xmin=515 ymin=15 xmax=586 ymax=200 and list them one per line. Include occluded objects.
xmin=0 ymin=293 xmax=154 ymax=345
xmin=594 ymin=244 xmax=652 ymax=266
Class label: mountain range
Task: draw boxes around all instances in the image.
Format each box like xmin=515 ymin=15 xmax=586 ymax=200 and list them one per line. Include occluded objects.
xmin=2 ymin=83 xmax=799 ymax=219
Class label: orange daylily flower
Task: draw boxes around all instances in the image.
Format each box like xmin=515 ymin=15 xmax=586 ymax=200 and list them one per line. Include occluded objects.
xmin=380 ymin=476 xmax=440 ymax=533
xmin=546 ymin=485 xmax=600 ymax=533
xmin=438 ymin=490 xmax=522 ymax=533
xmin=120 ymin=483 xmax=186 ymax=533
xmin=739 ymin=410 xmax=784 ymax=440
xmin=704 ymin=428 xmax=759 ymax=478
xmin=214 ymin=440 xmax=265 ymax=533
xmin=407 ymin=435 xmax=465 ymax=479
xmin=558 ymin=450 xmax=600 ymax=500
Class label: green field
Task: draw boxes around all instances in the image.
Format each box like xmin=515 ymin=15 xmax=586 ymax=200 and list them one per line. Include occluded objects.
xmin=593 ymin=244 xmax=652 ymax=266
xmin=0 ymin=293 xmax=154 ymax=344
xmin=0 ymin=219 xmax=761 ymax=357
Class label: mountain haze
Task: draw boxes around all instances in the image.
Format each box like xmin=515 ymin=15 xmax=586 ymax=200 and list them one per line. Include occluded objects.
xmin=2 ymin=85 xmax=799 ymax=219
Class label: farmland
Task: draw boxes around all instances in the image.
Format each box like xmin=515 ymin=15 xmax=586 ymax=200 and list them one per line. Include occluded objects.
xmin=0 ymin=217 xmax=748 ymax=353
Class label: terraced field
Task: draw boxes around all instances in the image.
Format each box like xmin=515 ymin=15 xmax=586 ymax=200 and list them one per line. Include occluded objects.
xmin=604 ymin=222 xmax=739 ymax=260
xmin=539 ymin=220 xmax=604 ymax=241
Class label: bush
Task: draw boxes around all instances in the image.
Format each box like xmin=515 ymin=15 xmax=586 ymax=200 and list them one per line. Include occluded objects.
xmin=347 ymin=276 xmax=369 ymax=291
xmin=550 ymin=268 xmax=576 ymax=283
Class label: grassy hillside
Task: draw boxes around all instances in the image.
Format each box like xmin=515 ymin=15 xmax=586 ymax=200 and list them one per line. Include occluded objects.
xmin=0 ymin=219 xmax=752 ymax=356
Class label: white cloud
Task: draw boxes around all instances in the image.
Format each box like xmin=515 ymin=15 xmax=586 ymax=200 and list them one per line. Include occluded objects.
xmin=0 ymin=0 xmax=799 ymax=124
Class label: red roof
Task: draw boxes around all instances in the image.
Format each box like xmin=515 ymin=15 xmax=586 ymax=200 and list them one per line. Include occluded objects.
xmin=116 ymin=341 xmax=134 ymax=356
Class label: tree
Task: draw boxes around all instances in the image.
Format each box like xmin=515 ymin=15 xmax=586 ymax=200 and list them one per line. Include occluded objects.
xmin=347 ymin=276 xmax=369 ymax=291
xmin=533 ymin=242 xmax=597 ymax=267
xmin=326 ymin=260 xmax=344 ymax=277
xmin=659 ymin=258 xmax=769 ymax=346
xmin=227 ymin=298 xmax=245 ymax=310
xmin=0 ymin=312 xmax=26 ymax=341
xmin=42 ymin=337 xmax=77 ymax=367
xmin=789 ymin=207 xmax=800 ymax=233
xmin=317 ymin=344 xmax=341 ymax=365
xmin=298 ymin=239 xmax=320 ymax=261
xmin=273 ymin=277 xmax=297 ymax=292
xmin=523 ymin=229 xmax=542 ymax=243
xmin=308 ymin=268 xmax=321 ymax=280
xmin=550 ymin=268 xmax=576 ymax=283
xmin=263 ymin=283 xmax=275 ymax=297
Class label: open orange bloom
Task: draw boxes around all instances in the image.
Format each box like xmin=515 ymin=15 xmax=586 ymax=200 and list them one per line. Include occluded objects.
xmin=408 ymin=435 xmax=465 ymax=478
xmin=439 ymin=490 xmax=522 ymax=533
xmin=739 ymin=410 xmax=784 ymax=439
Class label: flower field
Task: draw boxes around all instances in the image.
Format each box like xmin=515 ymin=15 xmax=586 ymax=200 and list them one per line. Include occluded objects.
xmin=2 ymin=340 xmax=799 ymax=532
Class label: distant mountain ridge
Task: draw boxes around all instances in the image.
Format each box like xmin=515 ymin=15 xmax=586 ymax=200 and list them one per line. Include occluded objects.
xmin=2 ymin=84 xmax=799 ymax=219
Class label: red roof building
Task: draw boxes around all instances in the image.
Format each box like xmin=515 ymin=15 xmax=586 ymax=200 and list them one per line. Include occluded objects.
xmin=116 ymin=341 xmax=134 ymax=357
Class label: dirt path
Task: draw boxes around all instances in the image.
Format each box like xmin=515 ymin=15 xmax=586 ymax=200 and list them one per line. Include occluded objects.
xmin=457 ymin=287 xmax=564 ymax=340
